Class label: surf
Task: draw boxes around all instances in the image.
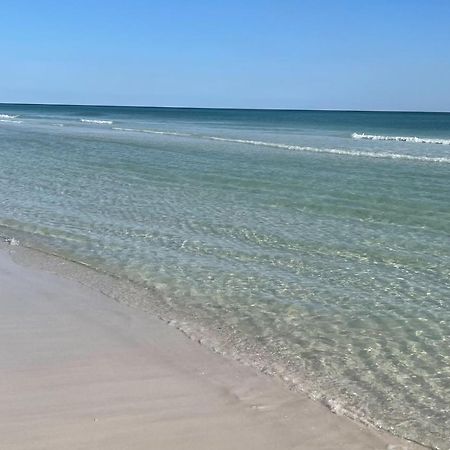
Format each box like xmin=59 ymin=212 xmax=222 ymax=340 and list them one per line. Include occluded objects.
xmin=352 ymin=132 xmax=450 ymax=145
xmin=208 ymin=136 xmax=450 ymax=163
xmin=110 ymin=127 xmax=450 ymax=164
xmin=80 ymin=118 xmax=113 ymax=125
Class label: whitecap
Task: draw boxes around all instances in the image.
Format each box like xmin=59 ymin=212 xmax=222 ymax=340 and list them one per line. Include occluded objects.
xmin=80 ymin=118 xmax=113 ymax=125
xmin=352 ymin=132 xmax=450 ymax=145
xmin=108 ymin=126 xmax=450 ymax=164
xmin=0 ymin=119 xmax=23 ymax=124
xmin=209 ymin=136 xmax=450 ymax=163
xmin=112 ymin=127 xmax=190 ymax=136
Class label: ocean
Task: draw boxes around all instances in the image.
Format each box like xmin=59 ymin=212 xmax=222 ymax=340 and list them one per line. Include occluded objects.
xmin=0 ymin=104 xmax=449 ymax=448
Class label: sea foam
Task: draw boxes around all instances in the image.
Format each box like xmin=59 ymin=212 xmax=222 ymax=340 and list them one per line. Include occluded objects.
xmin=112 ymin=128 xmax=450 ymax=164
xmin=209 ymin=136 xmax=450 ymax=163
xmin=0 ymin=114 xmax=22 ymax=123
xmin=352 ymin=132 xmax=450 ymax=145
xmin=112 ymin=127 xmax=190 ymax=137
xmin=80 ymin=119 xmax=113 ymax=125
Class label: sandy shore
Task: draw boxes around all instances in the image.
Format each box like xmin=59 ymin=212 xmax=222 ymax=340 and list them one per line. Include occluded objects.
xmin=0 ymin=246 xmax=420 ymax=450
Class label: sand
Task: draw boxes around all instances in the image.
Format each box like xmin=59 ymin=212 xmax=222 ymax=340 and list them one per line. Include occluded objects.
xmin=0 ymin=246 xmax=420 ymax=450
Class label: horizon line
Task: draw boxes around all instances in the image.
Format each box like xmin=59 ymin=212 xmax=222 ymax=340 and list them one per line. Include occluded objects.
xmin=1 ymin=101 xmax=449 ymax=114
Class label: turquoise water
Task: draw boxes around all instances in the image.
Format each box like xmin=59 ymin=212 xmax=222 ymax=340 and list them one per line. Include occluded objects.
xmin=1 ymin=104 xmax=449 ymax=448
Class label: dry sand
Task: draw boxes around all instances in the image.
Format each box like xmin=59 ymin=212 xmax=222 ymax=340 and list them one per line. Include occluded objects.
xmin=0 ymin=246 xmax=421 ymax=450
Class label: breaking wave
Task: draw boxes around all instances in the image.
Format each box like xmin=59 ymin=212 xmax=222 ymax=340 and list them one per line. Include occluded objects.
xmin=80 ymin=119 xmax=113 ymax=125
xmin=112 ymin=127 xmax=190 ymax=137
xmin=0 ymin=119 xmax=23 ymax=124
xmin=209 ymin=136 xmax=450 ymax=163
xmin=352 ymin=132 xmax=450 ymax=145
xmin=110 ymin=126 xmax=449 ymax=164
xmin=0 ymin=114 xmax=22 ymax=123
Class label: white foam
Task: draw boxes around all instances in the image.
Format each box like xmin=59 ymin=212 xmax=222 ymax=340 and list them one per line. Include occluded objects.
xmin=352 ymin=132 xmax=450 ymax=145
xmin=0 ymin=119 xmax=23 ymax=124
xmin=112 ymin=127 xmax=190 ymax=137
xmin=0 ymin=113 xmax=22 ymax=124
xmin=108 ymin=126 xmax=450 ymax=164
xmin=80 ymin=119 xmax=113 ymax=125
xmin=209 ymin=136 xmax=450 ymax=163
xmin=3 ymin=237 xmax=19 ymax=246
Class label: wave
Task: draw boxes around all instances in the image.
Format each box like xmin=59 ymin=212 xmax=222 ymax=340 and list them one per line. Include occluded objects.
xmin=80 ymin=119 xmax=113 ymax=125
xmin=0 ymin=113 xmax=22 ymax=123
xmin=112 ymin=127 xmax=190 ymax=137
xmin=209 ymin=136 xmax=450 ymax=163
xmin=0 ymin=119 xmax=23 ymax=124
xmin=352 ymin=132 xmax=450 ymax=145
xmin=110 ymin=126 xmax=449 ymax=164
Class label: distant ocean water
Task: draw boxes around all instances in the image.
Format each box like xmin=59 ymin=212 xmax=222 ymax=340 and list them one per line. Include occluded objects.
xmin=0 ymin=104 xmax=449 ymax=448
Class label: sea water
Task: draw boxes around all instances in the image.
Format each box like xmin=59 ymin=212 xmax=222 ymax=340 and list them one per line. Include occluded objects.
xmin=0 ymin=105 xmax=449 ymax=448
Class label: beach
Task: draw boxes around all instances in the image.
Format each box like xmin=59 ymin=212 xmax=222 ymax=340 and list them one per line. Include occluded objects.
xmin=2 ymin=0 xmax=450 ymax=447
xmin=0 ymin=105 xmax=449 ymax=448
xmin=0 ymin=243 xmax=421 ymax=449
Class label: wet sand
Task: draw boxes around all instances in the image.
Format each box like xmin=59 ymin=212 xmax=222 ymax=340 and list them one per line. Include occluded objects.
xmin=0 ymin=246 xmax=420 ymax=449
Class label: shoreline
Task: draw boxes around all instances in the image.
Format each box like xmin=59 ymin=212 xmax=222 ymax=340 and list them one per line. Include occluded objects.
xmin=0 ymin=240 xmax=424 ymax=449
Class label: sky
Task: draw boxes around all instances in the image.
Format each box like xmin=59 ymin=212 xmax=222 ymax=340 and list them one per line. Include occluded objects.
xmin=1 ymin=0 xmax=450 ymax=111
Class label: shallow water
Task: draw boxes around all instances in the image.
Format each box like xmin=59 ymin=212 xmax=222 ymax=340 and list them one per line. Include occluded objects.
xmin=0 ymin=105 xmax=449 ymax=448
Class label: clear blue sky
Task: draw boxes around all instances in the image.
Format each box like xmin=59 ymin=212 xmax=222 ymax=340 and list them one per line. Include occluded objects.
xmin=2 ymin=0 xmax=450 ymax=110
